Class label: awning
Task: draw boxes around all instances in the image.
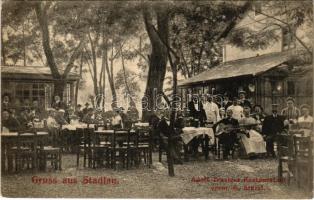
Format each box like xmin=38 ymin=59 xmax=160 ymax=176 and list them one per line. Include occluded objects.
xmin=178 ymin=51 xmax=294 ymax=87
xmin=1 ymin=65 xmax=80 ymax=81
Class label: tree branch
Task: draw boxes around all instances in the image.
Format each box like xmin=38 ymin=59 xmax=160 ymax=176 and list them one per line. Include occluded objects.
xmin=62 ymin=38 xmax=86 ymax=78
xmin=255 ymin=9 xmax=312 ymax=55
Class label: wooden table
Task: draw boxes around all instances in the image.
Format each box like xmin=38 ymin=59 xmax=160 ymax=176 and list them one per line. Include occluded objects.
xmin=1 ymin=132 xmax=49 ymax=173
xmin=181 ymin=127 xmax=214 ymax=160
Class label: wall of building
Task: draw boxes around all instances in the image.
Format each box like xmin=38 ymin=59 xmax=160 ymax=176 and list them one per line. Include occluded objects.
xmin=223 ymin=5 xmax=312 ymax=62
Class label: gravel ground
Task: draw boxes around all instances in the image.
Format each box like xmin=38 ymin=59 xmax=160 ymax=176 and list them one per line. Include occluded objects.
xmin=1 ymin=153 xmax=312 ymax=198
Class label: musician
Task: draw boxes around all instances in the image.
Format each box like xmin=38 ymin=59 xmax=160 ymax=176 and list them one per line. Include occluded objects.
xmin=262 ymin=104 xmax=284 ymax=158
xmin=238 ymin=106 xmax=266 ymax=157
xmin=214 ymin=109 xmax=239 ymax=159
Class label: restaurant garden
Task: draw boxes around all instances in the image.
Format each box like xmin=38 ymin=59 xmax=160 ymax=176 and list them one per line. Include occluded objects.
xmin=1 ymin=1 xmax=313 ymax=198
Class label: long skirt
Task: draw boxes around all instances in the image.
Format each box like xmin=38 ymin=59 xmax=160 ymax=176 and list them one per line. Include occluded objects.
xmin=238 ymin=129 xmax=266 ymax=155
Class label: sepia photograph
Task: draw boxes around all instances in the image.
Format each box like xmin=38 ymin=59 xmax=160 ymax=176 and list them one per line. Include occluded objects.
xmin=0 ymin=0 xmax=313 ymax=198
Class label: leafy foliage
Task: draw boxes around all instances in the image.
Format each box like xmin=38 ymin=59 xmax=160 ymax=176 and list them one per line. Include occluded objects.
xmin=115 ymin=68 xmax=140 ymax=97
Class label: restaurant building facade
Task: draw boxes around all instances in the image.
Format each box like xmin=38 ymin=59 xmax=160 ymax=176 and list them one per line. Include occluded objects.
xmin=178 ymin=3 xmax=313 ymax=114
xmin=1 ymin=65 xmax=79 ymax=110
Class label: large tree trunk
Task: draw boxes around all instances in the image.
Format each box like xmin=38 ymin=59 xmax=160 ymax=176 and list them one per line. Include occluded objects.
xmin=54 ymin=78 xmax=67 ymax=101
xmin=142 ymin=7 xmax=169 ymax=121
xmin=1 ymin=26 xmax=6 ymax=65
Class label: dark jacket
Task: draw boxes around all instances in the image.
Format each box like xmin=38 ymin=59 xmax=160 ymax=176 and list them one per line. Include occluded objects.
xmin=2 ymin=117 xmax=21 ymax=132
xmin=51 ymin=101 xmax=66 ymax=110
xmin=157 ymin=118 xmax=173 ymax=138
xmin=262 ymin=114 xmax=284 ymax=137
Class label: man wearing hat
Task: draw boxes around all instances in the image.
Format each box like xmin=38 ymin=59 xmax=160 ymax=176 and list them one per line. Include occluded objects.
xmin=238 ymin=90 xmax=251 ymax=108
xmin=262 ymin=104 xmax=285 ymax=158
xmin=281 ymin=97 xmax=300 ymax=123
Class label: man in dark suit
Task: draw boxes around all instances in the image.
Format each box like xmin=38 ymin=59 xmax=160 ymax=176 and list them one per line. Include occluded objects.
xmin=188 ymin=96 xmax=199 ymax=119
xmin=157 ymin=115 xmax=183 ymax=164
xmin=262 ymin=104 xmax=284 ymax=158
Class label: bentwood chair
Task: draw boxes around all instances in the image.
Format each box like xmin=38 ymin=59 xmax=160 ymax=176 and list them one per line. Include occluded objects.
xmin=76 ymin=128 xmax=96 ymax=168
xmin=293 ymin=135 xmax=313 ymax=192
xmin=277 ymin=133 xmax=295 ymax=185
xmin=9 ymin=131 xmax=38 ymax=173
xmin=108 ymin=129 xmax=131 ymax=170
xmin=137 ymin=127 xmax=152 ymax=167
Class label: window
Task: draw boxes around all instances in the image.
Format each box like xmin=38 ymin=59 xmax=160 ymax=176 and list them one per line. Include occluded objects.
xmin=282 ymin=27 xmax=296 ymax=51
xmin=15 ymin=83 xmax=46 ymax=108
xmin=254 ymin=2 xmax=262 ymax=16
xmin=287 ymin=81 xmax=295 ymax=95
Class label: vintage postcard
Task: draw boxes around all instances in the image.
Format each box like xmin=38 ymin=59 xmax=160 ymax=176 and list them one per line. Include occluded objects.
xmin=1 ymin=0 xmax=313 ymax=198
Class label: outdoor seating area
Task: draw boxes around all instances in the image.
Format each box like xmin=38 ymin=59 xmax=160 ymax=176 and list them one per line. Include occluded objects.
xmin=1 ymin=0 xmax=313 ymax=198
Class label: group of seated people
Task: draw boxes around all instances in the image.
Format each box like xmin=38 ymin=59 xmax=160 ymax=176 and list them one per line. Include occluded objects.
xmin=1 ymin=94 xmax=140 ymax=133
xmin=148 ymin=92 xmax=313 ymax=163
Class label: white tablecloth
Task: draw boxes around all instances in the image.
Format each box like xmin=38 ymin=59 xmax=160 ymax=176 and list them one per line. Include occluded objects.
xmin=62 ymin=123 xmax=95 ymax=131
xmin=181 ymin=127 xmax=214 ymax=144
xmin=134 ymin=122 xmax=150 ymax=127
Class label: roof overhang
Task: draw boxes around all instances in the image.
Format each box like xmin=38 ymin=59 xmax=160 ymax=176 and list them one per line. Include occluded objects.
xmin=1 ymin=65 xmax=80 ymax=82
xmin=178 ymin=50 xmax=298 ymax=87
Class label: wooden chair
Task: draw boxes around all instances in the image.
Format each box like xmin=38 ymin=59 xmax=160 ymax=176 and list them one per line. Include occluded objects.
xmin=9 ymin=131 xmax=38 ymax=173
xmin=293 ymin=135 xmax=313 ymax=192
xmin=137 ymin=128 xmax=152 ymax=167
xmin=277 ymin=134 xmax=295 ymax=185
xmin=91 ymin=130 xmax=110 ymax=168
xmin=108 ymin=129 xmax=129 ymax=170
xmin=76 ymin=128 xmax=95 ymax=168
xmin=38 ymin=145 xmax=62 ymax=171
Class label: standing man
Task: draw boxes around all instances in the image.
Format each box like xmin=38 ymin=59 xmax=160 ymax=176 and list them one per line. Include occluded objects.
xmin=187 ymin=95 xmax=199 ymax=119
xmin=203 ymin=95 xmax=220 ymax=124
xmin=262 ymin=104 xmax=284 ymax=158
